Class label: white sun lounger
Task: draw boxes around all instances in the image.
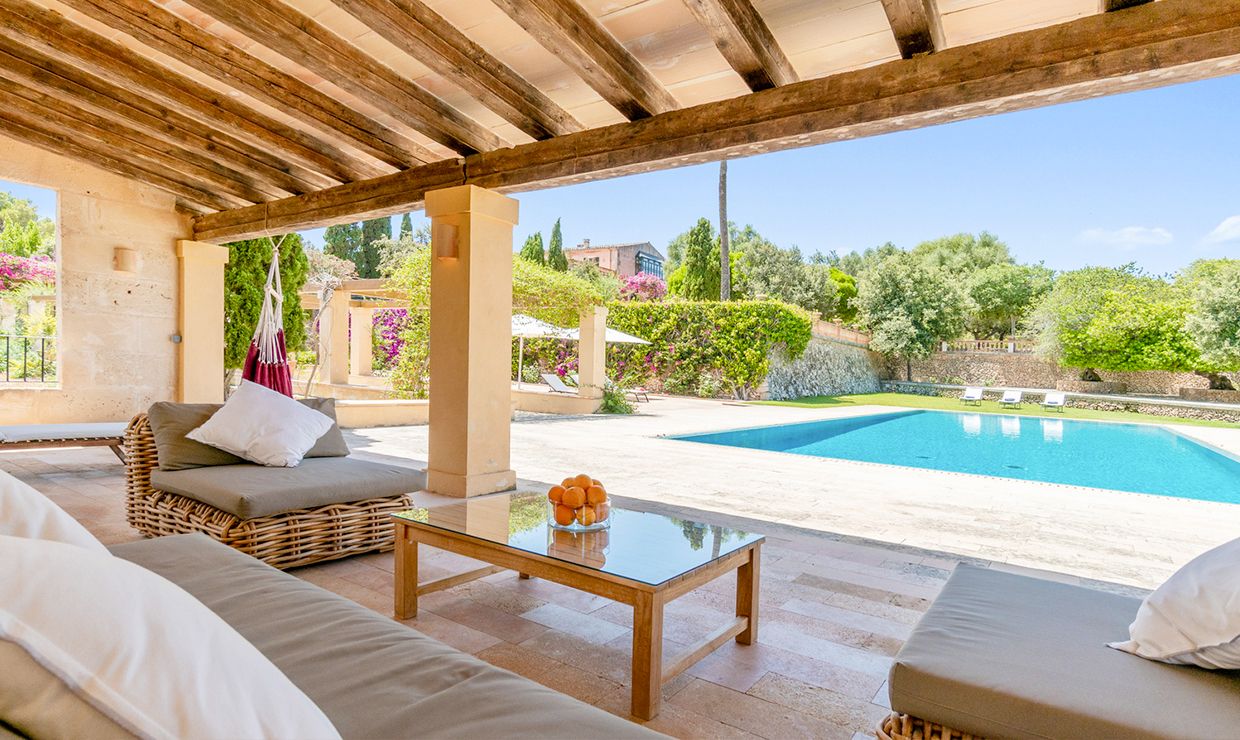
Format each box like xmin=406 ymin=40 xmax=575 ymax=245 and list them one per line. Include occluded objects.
xmin=961 ymin=387 xmax=984 ymax=405
xmin=541 ymin=373 xmax=577 ymax=395
xmin=0 ymin=422 xmax=128 ymax=462
xmin=999 ymin=390 xmax=1023 ymax=408
xmin=1041 ymin=391 xmax=1067 ymax=411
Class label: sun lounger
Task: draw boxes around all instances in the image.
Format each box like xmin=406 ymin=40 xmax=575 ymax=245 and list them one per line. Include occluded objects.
xmin=1041 ymin=391 xmax=1067 ymax=411
xmin=0 ymin=422 xmax=127 ymax=462
xmin=999 ymin=390 xmax=1023 ymax=408
xmin=960 ymin=387 xmax=983 ymax=405
xmin=540 ymin=373 xmax=577 ymax=395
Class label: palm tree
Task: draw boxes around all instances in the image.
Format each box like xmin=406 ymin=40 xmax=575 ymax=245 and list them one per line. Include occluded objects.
xmin=719 ymin=160 xmax=731 ymax=300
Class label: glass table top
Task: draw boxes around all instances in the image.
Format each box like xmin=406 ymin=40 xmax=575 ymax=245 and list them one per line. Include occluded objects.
xmin=393 ymin=492 xmax=763 ymax=587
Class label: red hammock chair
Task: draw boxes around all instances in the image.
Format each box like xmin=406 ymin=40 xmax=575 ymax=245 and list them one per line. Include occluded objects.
xmin=241 ymin=236 xmax=293 ymax=397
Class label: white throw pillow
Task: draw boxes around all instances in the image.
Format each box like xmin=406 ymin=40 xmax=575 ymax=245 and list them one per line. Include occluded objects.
xmin=1109 ymin=536 xmax=1240 ymax=669
xmin=187 ymin=380 xmax=335 ymax=467
xmin=0 ymin=468 xmax=106 ymax=553
xmin=0 ymin=535 xmax=340 ymax=740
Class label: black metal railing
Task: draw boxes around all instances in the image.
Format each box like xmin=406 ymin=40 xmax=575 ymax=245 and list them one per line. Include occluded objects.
xmin=2 ymin=335 xmax=57 ymax=383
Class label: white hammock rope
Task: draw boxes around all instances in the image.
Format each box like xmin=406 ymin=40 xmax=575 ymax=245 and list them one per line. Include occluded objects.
xmin=251 ymin=234 xmax=288 ymax=364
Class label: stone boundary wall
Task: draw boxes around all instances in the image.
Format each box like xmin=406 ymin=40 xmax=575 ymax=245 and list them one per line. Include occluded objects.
xmin=883 ymin=381 xmax=1240 ymax=424
xmin=885 ymin=351 xmax=1233 ymax=396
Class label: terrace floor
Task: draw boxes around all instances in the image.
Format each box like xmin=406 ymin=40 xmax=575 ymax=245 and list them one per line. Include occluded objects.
xmin=6 ymin=396 xmax=1236 ymax=737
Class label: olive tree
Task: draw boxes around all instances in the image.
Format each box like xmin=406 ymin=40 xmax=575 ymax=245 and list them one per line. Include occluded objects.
xmin=856 ymin=252 xmax=967 ymax=379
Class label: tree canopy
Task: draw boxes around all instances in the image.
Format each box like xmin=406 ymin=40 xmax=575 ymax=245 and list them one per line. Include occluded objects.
xmin=856 ymin=252 xmax=967 ymax=363
xmin=519 ymin=232 xmax=545 ymax=264
xmin=966 ymin=262 xmax=1054 ymax=339
xmin=547 ymin=218 xmax=568 ymax=271
xmin=910 ymin=231 xmax=1012 ymax=273
xmin=0 ymin=192 xmax=55 ymax=257
xmin=1182 ymin=259 xmax=1240 ymax=387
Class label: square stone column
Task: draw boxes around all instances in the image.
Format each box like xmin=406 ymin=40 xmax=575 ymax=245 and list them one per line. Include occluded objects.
xmin=318 ymin=291 xmax=349 ymax=385
xmin=425 ymin=185 xmax=519 ymax=497
xmin=175 ymin=240 xmax=229 ymax=403
xmin=577 ymin=306 xmax=607 ymax=399
xmin=350 ymin=306 xmax=376 ymax=377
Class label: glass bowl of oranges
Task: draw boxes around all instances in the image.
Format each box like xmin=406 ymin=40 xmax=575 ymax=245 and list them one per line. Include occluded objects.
xmin=547 ymin=474 xmax=611 ymax=532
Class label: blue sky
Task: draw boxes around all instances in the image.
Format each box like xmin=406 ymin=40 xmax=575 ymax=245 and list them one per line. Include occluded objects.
xmin=5 ymin=75 xmax=1239 ymax=274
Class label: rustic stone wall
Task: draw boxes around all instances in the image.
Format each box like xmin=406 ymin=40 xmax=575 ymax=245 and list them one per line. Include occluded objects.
xmin=884 ymin=352 xmax=1227 ymax=397
xmin=0 ymin=135 xmax=190 ymax=424
xmin=766 ymin=339 xmax=884 ymax=400
xmin=883 ymin=381 xmax=1240 ymax=423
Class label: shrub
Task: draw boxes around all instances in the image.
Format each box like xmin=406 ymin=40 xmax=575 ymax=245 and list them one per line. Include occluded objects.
xmin=619 ymin=272 xmax=667 ymax=301
xmin=607 ymin=300 xmax=812 ymax=400
xmin=599 ymin=382 xmax=635 ymax=414
xmin=0 ymin=253 xmax=55 ymax=291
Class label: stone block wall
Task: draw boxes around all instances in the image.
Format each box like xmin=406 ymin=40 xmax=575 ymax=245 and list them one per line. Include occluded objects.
xmin=0 ymin=135 xmax=190 ymax=424
xmin=766 ymin=339 xmax=885 ymax=400
xmin=885 ymin=351 xmax=1222 ymax=397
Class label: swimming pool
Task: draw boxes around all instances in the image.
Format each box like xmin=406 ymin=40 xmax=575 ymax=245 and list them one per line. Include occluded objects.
xmin=672 ymin=411 xmax=1240 ymax=504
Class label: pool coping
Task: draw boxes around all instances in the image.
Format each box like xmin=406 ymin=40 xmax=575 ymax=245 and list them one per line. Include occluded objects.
xmin=658 ymin=406 xmax=1240 ymax=507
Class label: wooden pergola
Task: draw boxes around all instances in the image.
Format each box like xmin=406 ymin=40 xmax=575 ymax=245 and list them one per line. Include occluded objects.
xmin=1 ymin=0 xmax=1237 ymax=244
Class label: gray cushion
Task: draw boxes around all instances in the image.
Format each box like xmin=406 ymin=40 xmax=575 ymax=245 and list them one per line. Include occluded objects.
xmin=149 ymin=457 xmax=424 ymax=519
xmin=889 ymin=564 xmax=1240 ymax=739
xmin=0 ymin=423 xmax=126 ymax=443
xmin=110 ymin=534 xmax=661 ymax=740
xmin=147 ymin=398 xmax=348 ymax=471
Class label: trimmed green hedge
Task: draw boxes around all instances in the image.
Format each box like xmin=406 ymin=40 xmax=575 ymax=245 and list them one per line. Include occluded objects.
xmin=606 ymin=300 xmax=812 ymax=399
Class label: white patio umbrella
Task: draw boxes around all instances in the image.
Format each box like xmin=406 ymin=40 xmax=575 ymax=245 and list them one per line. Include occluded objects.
xmin=560 ymin=326 xmax=651 ymax=345
xmin=511 ymin=314 xmax=571 ymax=388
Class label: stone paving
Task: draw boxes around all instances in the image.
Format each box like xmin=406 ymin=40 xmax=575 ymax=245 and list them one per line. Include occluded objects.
xmin=4 ymin=397 xmax=1237 ymax=737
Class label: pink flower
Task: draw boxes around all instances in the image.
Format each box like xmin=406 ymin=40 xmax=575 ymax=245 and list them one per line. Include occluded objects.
xmin=619 ymin=272 xmax=667 ymax=301
xmin=0 ymin=254 xmax=55 ymax=291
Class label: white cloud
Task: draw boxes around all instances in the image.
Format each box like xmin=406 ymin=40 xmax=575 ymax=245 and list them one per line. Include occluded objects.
xmin=1078 ymin=226 xmax=1174 ymax=248
xmin=1203 ymin=215 xmax=1240 ymax=245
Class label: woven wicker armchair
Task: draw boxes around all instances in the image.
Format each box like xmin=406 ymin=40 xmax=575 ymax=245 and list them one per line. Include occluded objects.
xmin=877 ymin=713 xmax=979 ymax=740
xmin=124 ymin=413 xmax=412 ymax=570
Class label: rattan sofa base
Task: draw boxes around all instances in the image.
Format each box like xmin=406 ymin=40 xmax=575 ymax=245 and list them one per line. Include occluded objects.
xmin=124 ymin=413 xmax=412 ymax=570
xmin=877 ymin=713 xmax=981 ymax=740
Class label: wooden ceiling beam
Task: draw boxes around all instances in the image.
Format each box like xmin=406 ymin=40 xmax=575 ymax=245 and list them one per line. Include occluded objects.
xmin=880 ymin=0 xmax=946 ymax=58
xmin=0 ymin=37 xmax=310 ymax=197
xmin=330 ymin=0 xmax=582 ymax=140
xmin=0 ymin=75 xmax=268 ymax=205
xmin=1102 ymin=0 xmax=1155 ymax=11
xmin=56 ymin=0 xmax=435 ymax=169
xmin=0 ymin=112 xmax=238 ymax=212
xmin=680 ymin=0 xmax=798 ymax=90
xmin=180 ymin=0 xmax=506 ymax=155
xmin=489 ymin=0 xmax=678 ymax=120
xmin=193 ymin=0 xmax=1240 ymax=242
xmin=0 ymin=0 xmax=372 ymax=187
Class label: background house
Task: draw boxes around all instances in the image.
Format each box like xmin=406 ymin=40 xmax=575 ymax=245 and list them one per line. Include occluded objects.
xmin=567 ymin=240 xmax=664 ymax=279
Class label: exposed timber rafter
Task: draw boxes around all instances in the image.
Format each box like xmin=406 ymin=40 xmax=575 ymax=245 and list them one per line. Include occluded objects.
xmin=488 ymin=0 xmax=679 ymax=120
xmin=880 ymin=0 xmax=945 ymax=58
xmin=329 ymin=0 xmax=582 ymax=140
xmin=192 ymin=0 xmax=1240 ymax=243
xmin=179 ymin=0 xmax=507 ymax=155
xmin=0 ymin=37 xmax=312 ymax=197
xmin=680 ymin=0 xmax=799 ymax=90
xmin=1102 ymin=0 xmax=1155 ymax=11
xmin=55 ymin=0 xmax=435 ymax=169
xmin=0 ymin=0 xmax=365 ymax=188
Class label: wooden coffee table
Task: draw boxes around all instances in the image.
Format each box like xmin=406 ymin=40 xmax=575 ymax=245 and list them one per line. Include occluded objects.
xmin=392 ymin=492 xmax=763 ymax=720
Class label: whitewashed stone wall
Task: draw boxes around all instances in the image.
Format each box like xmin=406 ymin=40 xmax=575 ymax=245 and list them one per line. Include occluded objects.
xmin=0 ymin=135 xmax=190 ymax=423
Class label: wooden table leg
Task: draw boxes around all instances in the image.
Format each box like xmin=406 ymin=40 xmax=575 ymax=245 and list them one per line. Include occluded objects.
xmin=631 ymin=590 xmax=665 ymax=720
xmin=519 ymin=572 xmax=531 ymax=580
xmin=394 ymin=525 xmax=418 ymax=620
xmin=736 ymin=544 xmax=760 ymax=645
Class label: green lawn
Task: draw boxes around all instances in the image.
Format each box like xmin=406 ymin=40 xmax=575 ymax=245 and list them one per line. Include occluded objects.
xmin=752 ymin=392 xmax=1239 ymax=429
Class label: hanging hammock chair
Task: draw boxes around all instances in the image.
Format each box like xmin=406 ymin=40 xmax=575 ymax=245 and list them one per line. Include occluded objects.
xmin=241 ymin=235 xmax=294 ymax=397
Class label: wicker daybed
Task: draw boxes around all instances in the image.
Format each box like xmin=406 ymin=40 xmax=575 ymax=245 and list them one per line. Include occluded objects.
xmin=125 ymin=408 xmax=424 ymax=570
xmin=877 ymin=565 xmax=1240 ymax=739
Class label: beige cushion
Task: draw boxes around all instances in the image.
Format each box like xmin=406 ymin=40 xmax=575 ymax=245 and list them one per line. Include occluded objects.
xmin=148 ymin=398 xmax=348 ymax=471
xmin=111 ymin=534 xmax=663 ymax=740
xmin=0 ymin=469 xmax=106 ymax=553
xmin=0 ymin=422 xmax=125 ymax=443
xmin=0 ymin=535 xmax=340 ymax=740
xmin=889 ymin=565 xmax=1240 ymax=739
xmin=149 ymin=457 xmax=424 ymax=519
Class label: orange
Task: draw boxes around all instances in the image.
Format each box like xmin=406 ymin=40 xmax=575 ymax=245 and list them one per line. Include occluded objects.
xmin=561 ymin=486 xmax=586 ymax=509
xmin=594 ymin=502 xmax=610 ymax=522
xmin=561 ymin=477 xmax=574 ymax=489
xmin=592 ymin=479 xmax=602 ymax=487
xmin=576 ymin=506 xmax=597 ymax=526
xmin=572 ymin=473 xmax=593 ymax=489
xmin=553 ymin=504 xmax=576 ymax=527
xmin=548 ymin=485 xmax=566 ymax=504
xmin=586 ymin=485 xmax=607 ymax=505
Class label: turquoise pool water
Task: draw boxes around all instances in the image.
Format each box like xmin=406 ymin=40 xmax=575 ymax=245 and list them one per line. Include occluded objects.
xmin=672 ymin=411 xmax=1240 ymax=504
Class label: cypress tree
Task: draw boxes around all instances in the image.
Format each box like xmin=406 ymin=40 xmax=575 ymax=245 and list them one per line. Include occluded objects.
xmin=399 ymin=213 xmax=413 ymax=239
xmin=519 ymin=232 xmax=545 ymax=264
xmin=547 ymin=218 xmax=568 ymax=272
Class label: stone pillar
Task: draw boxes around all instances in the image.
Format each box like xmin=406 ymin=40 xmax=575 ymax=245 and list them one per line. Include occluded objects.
xmin=319 ymin=292 xmax=349 ymax=385
xmin=425 ymin=185 xmax=519 ymax=498
xmin=350 ymin=306 xmax=376 ymax=377
xmin=175 ymin=240 xmax=229 ymax=402
xmin=577 ymin=306 xmax=607 ymax=399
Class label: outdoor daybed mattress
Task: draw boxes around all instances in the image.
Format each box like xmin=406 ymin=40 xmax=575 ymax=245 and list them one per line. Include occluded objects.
xmin=112 ymin=533 xmax=660 ymax=739
xmin=888 ymin=564 xmax=1240 ymax=739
